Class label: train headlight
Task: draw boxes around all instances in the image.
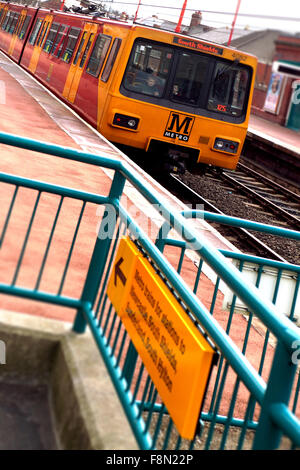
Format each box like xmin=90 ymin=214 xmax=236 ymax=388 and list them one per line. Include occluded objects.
xmin=213 ymin=138 xmax=239 ymax=154
xmin=113 ymin=113 xmax=139 ymax=130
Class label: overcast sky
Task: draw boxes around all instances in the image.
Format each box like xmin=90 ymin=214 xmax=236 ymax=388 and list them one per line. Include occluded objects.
xmin=103 ymin=0 xmax=300 ymax=33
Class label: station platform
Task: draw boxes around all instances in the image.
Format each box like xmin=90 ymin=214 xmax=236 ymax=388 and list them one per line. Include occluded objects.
xmin=0 ymin=50 xmax=298 ymax=324
xmin=248 ymin=114 xmax=300 ymax=158
xmin=0 ymin=51 xmax=239 ymax=323
xmin=0 ymin=52 xmax=299 ymax=450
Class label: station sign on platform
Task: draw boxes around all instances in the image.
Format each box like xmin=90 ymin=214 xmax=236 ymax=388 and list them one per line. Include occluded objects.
xmin=107 ymin=236 xmax=216 ymax=440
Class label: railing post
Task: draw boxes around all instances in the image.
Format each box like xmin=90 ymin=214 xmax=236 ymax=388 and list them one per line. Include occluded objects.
xmin=253 ymin=340 xmax=297 ymax=449
xmin=73 ymin=170 xmax=126 ymax=333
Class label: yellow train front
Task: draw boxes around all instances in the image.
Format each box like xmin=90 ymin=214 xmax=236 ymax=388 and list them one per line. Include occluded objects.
xmin=100 ymin=26 xmax=257 ymax=173
xmin=0 ymin=4 xmax=257 ymax=174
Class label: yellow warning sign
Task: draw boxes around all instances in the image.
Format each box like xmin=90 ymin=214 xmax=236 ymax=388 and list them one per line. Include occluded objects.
xmin=107 ymin=236 xmax=215 ymax=440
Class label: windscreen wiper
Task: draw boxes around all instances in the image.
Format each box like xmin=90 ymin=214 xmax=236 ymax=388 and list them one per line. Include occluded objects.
xmin=215 ymin=58 xmax=240 ymax=81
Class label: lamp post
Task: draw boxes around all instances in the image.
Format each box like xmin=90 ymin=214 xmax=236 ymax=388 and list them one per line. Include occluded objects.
xmin=227 ymin=0 xmax=242 ymax=46
xmin=175 ymin=0 xmax=188 ymax=33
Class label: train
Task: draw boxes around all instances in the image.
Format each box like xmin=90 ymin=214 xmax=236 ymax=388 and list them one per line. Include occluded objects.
xmin=0 ymin=2 xmax=257 ymax=174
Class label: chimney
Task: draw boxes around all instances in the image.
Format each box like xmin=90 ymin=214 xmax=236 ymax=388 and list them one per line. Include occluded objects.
xmin=190 ymin=11 xmax=202 ymax=28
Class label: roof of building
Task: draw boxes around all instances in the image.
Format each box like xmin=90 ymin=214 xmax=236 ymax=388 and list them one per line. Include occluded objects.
xmin=136 ymin=15 xmax=213 ymax=35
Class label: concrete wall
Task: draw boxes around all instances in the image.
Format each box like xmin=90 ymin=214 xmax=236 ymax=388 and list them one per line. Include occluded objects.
xmin=0 ymin=310 xmax=138 ymax=450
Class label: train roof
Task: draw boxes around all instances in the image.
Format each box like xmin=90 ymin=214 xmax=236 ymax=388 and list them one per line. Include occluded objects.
xmin=1 ymin=2 xmax=257 ymax=62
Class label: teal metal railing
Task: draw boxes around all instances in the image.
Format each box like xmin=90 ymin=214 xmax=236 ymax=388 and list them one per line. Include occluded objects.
xmin=0 ymin=131 xmax=299 ymax=450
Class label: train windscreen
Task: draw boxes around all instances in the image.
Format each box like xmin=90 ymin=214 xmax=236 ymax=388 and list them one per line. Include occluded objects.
xmin=122 ymin=39 xmax=251 ymax=120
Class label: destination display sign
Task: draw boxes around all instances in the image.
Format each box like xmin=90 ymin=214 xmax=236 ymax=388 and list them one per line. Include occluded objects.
xmin=107 ymin=236 xmax=216 ymax=440
xmin=173 ymin=36 xmax=224 ymax=56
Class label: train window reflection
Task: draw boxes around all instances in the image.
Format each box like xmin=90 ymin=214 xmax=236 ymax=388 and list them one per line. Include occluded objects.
xmin=51 ymin=24 xmax=68 ymax=57
xmin=123 ymin=41 xmax=172 ymax=98
xmin=8 ymin=13 xmax=19 ymax=34
xmin=3 ymin=12 xmax=15 ymax=32
xmin=28 ymin=18 xmax=42 ymax=45
xmin=101 ymin=37 xmax=122 ymax=82
xmin=86 ymin=34 xmax=111 ymax=77
xmin=207 ymin=63 xmax=250 ymax=116
xmin=61 ymin=27 xmax=81 ymax=63
xmin=43 ymin=22 xmax=59 ymax=53
xmin=171 ymin=52 xmax=210 ymax=105
xmin=36 ymin=21 xmax=49 ymax=47
xmin=79 ymin=33 xmax=94 ymax=68
xmin=73 ymin=31 xmax=87 ymax=65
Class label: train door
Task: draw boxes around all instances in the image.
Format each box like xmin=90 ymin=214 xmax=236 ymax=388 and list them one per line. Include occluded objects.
xmin=62 ymin=22 xmax=97 ymax=103
xmin=8 ymin=9 xmax=25 ymax=56
xmin=28 ymin=14 xmax=52 ymax=74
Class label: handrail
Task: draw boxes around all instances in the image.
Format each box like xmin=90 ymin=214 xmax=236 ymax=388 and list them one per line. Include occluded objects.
xmin=1 ymin=130 xmax=299 ymax=449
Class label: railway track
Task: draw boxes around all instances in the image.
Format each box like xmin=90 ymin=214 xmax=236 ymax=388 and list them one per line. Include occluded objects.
xmin=167 ymin=173 xmax=287 ymax=262
xmin=161 ymin=162 xmax=300 ymax=263
xmin=128 ymin=148 xmax=300 ymax=263
xmin=221 ymin=162 xmax=300 ymax=230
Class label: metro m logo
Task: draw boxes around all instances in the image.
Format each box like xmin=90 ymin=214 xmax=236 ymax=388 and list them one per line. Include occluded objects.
xmin=164 ymin=112 xmax=195 ymax=141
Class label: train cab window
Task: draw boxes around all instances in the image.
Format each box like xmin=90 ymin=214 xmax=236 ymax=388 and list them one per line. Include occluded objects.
xmin=171 ymin=52 xmax=210 ymax=105
xmin=123 ymin=41 xmax=173 ymax=98
xmin=51 ymin=24 xmax=68 ymax=57
xmin=43 ymin=22 xmax=59 ymax=53
xmin=19 ymin=15 xmax=31 ymax=40
xmin=86 ymin=34 xmax=111 ymax=77
xmin=79 ymin=33 xmax=94 ymax=68
xmin=207 ymin=63 xmax=250 ymax=117
xmin=28 ymin=18 xmax=43 ymax=45
xmin=61 ymin=27 xmax=80 ymax=63
xmin=101 ymin=38 xmax=122 ymax=82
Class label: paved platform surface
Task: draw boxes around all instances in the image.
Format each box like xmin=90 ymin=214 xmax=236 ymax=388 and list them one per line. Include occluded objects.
xmin=248 ymin=114 xmax=300 ymax=157
xmin=0 ymin=380 xmax=57 ymax=450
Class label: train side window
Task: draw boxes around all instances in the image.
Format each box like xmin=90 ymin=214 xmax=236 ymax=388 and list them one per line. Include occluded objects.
xmin=101 ymin=38 xmax=122 ymax=82
xmin=51 ymin=24 xmax=68 ymax=57
xmin=15 ymin=13 xmax=25 ymax=37
xmin=2 ymin=11 xmax=12 ymax=30
xmin=61 ymin=27 xmax=81 ymax=63
xmin=0 ymin=8 xmax=5 ymax=24
xmin=86 ymin=34 xmax=111 ymax=78
xmin=9 ymin=13 xmax=19 ymax=34
xmin=36 ymin=21 xmax=49 ymax=47
xmin=73 ymin=31 xmax=87 ymax=66
xmin=79 ymin=33 xmax=94 ymax=68
xmin=3 ymin=12 xmax=15 ymax=32
xmin=1 ymin=11 xmax=10 ymax=30
xmin=43 ymin=22 xmax=59 ymax=53
xmin=19 ymin=15 xmax=32 ymax=40
xmin=1 ymin=10 xmax=9 ymax=28
xmin=28 ymin=18 xmax=43 ymax=45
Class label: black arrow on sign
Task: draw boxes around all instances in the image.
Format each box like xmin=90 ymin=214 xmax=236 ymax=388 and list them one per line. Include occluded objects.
xmin=114 ymin=257 xmax=127 ymax=287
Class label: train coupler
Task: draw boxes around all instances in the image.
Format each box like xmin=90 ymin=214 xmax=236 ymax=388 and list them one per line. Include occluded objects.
xmin=164 ymin=152 xmax=187 ymax=174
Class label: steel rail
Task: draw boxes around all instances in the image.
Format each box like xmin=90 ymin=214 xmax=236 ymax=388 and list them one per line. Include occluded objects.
xmin=168 ymin=174 xmax=287 ymax=262
xmin=220 ymin=171 xmax=300 ymax=230
xmin=237 ymin=162 xmax=300 ymax=204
